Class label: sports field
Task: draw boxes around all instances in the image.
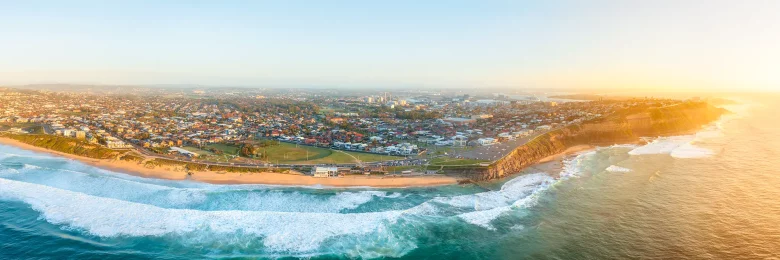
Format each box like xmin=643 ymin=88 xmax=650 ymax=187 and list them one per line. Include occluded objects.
xmin=187 ymin=141 xmax=403 ymax=164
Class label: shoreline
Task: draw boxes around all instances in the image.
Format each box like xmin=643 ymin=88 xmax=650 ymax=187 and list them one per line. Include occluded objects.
xmin=0 ymin=136 xmax=654 ymax=188
xmin=0 ymin=137 xmax=459 ymax=188
xmin=537 ymin=144 xmax=596 ymax=163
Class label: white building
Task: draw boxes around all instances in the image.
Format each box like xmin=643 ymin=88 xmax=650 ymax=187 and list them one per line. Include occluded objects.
xmin=512 ymin=130 xmax=532 ymax=137
xmin=497 ymin=132 xmax=515 ymax=140
xmin=451 ymin=135 xmax=468 ymax=146
xmin=434 ymin=140 xmax=452 ymax=146
xmin=312 ymin=167 xmax=338 ymax=178
xmin=536 ymin=125 xmax=552 ymax=131
xmin=477 ymin=138 xmax=497 ymax=146
xmin=170 ymin=147 xmax=198 ymax=157
xmin=105 ymin=137 xmax=133 ymax=149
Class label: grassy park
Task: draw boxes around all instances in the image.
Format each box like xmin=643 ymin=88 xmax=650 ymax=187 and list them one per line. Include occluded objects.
xmin=184 ymin=141 xmax=402 ymax=164
xmin=428 ymin=157 xmax=489 ymax=166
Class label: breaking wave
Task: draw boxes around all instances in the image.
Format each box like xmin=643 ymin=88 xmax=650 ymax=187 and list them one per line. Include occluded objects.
xmin=0 ymin=136 xmax=621 ymax=257
xmin=629 ymin=135 xmax=714 ymax=158
xmin=0 ymin=178 xmax=414 ymax=257
xmin=628 ymin=101 xmax=748 ymax=159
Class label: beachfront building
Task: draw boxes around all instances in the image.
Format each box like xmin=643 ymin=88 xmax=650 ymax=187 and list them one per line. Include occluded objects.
xmin=312 ymin=167 xmax=338 ymax=178
xmin=170 ymin=147 xmax=199 ymax=158
xmin=75 ymin=131 xmax=87 ymax=140
xmin=104 ymin=137 xmax=133 ymax=149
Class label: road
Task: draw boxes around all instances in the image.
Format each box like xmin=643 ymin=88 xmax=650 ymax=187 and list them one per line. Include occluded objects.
xmin=113 ymin=127 xmax=568 ymax=170
xmin=453 ymin=129 xmax=556 ymax=161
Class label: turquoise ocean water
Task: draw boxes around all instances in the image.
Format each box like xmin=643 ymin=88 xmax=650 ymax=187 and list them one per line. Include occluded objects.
xmin=1 ymin=97 xmax=778 ymax=259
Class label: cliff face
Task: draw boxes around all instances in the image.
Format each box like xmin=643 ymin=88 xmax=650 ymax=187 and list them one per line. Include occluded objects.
xmin=449 ymin=102 xmax=727 ymax=181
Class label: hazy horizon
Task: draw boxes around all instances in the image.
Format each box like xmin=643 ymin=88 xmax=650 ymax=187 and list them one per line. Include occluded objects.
xmin=2 ymin=1 xmax=779 ymax=92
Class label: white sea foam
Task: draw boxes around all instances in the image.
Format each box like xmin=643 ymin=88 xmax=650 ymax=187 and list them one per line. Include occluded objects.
xmin=439 ymin=173 xmax=554 ymax=211
xmin=510 ymin=224 xmax=525 ymax=231
xmin=22 ymin=164 xmax=41 ymax=170
xmin=0 ymin=168 xmax=20 ymax=175
xmin=0 ymin=150 xmax=65 ymax=160
xmin=39 ymin=174 xmax=394 ymax=212
xmin=628 ymin=101 xmax=748 ymax=159
xmin=605 ymin=165 xmax=632 ymax=173
xmin=458 ymin=206 xmax=512 ymax=230
xmin=628 ymin=136 xmax=692 ymax=155
xmin=0 ymin=177 xmax=414 ymax=256
xmin=448 ymin=173 xmax=556 ymax=230
xmin=628 ymin=135 xmax=715 ymax=159
xmin=607 ymin=144 xmax=640 ymax=149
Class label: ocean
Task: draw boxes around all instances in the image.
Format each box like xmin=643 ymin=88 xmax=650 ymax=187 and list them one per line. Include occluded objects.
xmin=1 ymin=96 xmax=778 ymax=259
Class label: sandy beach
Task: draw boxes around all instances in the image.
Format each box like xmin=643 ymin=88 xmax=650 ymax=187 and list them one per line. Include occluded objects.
xmin=0 ymin=137 xmax=604 ymax=188
xmin=538 ymin=144 xmax=595 ymax=163
xmin=0 ymin=137 xmax=459 ymax=188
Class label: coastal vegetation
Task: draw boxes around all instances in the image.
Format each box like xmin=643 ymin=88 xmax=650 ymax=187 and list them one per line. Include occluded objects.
xmin=118 ymin=153 xmax=144 ymax=162
xmin=140 ymin=157 xmax=288 ymax=173
xmin=0 ymin=133 xmax=119 ymax=159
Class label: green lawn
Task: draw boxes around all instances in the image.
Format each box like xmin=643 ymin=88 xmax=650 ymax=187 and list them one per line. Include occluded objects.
xmin=429 ymin=157 xmax=489 ymax=166
xmin=182 ymin=145 xmax=241 ymax=163
xmin=344 ymin=152 xmax=403 ymax=162
xmin=260 ymin=142 xmax=333 ymax=163
xmin=0 ymin=122 xmax=40 ymax=131
xmin=205 ymin=143 xmax=240 ymax=155
xmin=191 ymin=141 xmax=403 ymax=164
xmin=262 ymin=142 xmax=403 ymax=164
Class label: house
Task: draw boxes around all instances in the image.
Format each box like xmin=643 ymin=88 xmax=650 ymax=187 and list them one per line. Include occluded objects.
xmin=497 ymin=132 xmax=515 ymax=140
xmin=63 ymin=129 xmax=75 ymax=137
xmin=452 ymin=135 xmax=468 ymax=146
xmin=75 ymin=131 xmax=87 ymax=140
xmin=312 ymin=167 xmax=338 ymax=178
xmin=434 ymin=140 xmax=452 ymax=146
xmin=170 ymin=147 xmax=198 ymax=157
xmin=512 ymin=130 xmax=531 ymax=137
xmin=536 ymin=125 xmax=552 ymax=131
xmin=477 ymin=138 xmax=496 ymax=146
xmin=7 ymin=127 xmax=27 ymax=134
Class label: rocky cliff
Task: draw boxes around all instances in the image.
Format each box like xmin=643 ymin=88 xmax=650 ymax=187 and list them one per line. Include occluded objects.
xmin=448 ymin=101 xmax=727 ymax=181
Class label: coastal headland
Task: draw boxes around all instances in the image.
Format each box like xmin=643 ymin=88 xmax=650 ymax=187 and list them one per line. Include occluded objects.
xmin=445 ymin=101 xmax=727 ymax=181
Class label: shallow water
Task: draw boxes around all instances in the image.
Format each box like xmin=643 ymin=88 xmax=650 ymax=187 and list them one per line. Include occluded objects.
xmin=1 ymin=97 xmax=779 ymax=259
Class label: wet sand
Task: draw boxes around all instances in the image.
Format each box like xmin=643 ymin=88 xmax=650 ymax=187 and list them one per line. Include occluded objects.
xmin=538 ymin=145 xmax=595 ymax=163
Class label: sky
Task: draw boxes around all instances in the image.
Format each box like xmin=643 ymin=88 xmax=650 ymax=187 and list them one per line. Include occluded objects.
xmin=1 ymin=0 xmax=779 ymax=91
